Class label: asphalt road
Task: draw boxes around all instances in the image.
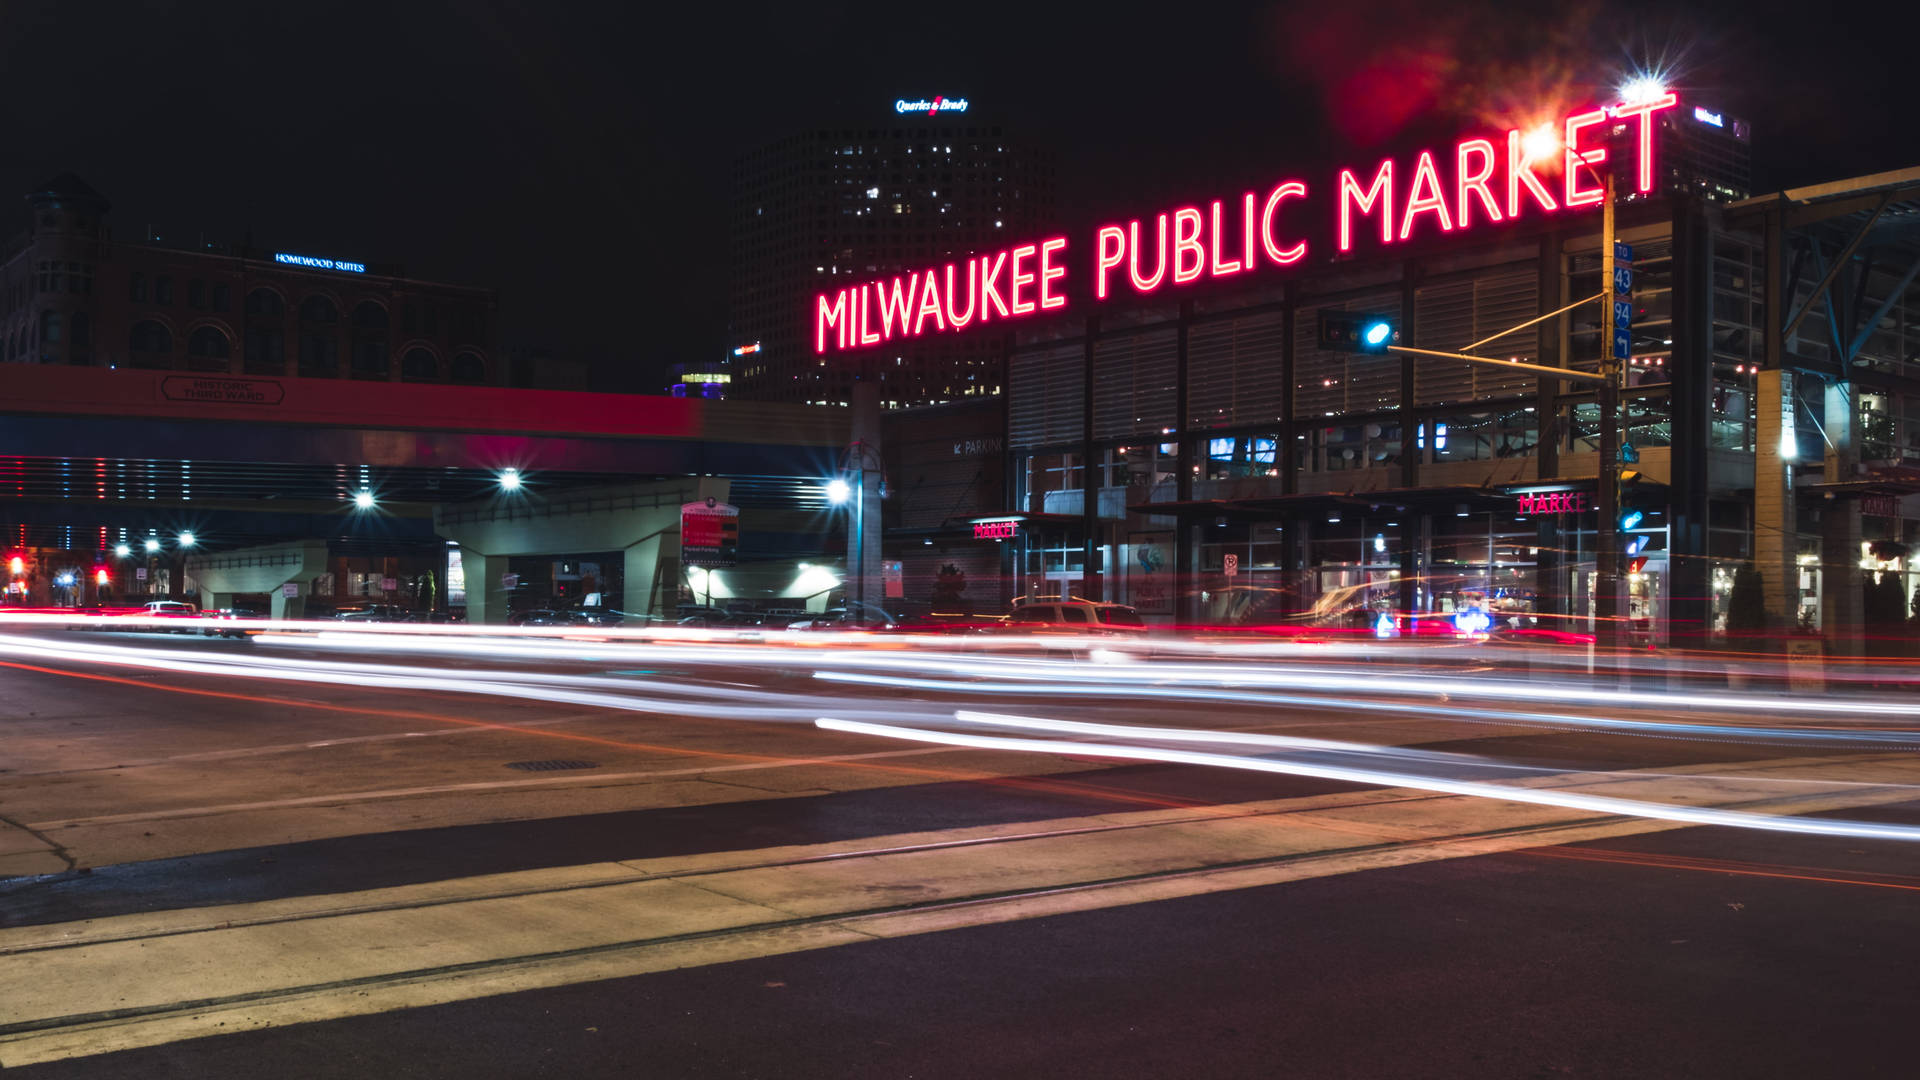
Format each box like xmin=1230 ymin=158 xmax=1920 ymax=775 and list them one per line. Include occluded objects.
xmin=2 ymin=627 xmax=1916 ymax=1077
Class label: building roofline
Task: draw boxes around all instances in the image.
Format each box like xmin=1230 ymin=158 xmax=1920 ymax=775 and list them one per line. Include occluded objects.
xmin=1728 ymin=165 xmax=1920 ymax=211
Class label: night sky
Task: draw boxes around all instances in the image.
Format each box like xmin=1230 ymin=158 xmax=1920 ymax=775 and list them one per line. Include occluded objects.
xmin=4 ymin=0 xmax=1909 ymax=392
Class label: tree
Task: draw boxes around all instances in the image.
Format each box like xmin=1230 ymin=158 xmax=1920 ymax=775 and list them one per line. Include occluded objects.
xmin=1725 ymin=564 xmax=1766 ymax=644
xmin=932 ymin=563 xmax=968 ymax=613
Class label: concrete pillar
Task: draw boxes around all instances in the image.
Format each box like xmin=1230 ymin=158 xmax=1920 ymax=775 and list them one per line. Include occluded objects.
xmin=461 ymin=548 xmax=514 ymax=625
xmin=202 ymin=590 xmax=234 ymax=613
xmin=624 ymin=534 xmax=665 ymax=618
xmin=1753 ymin=369 xmax=1797 ymax=628
xmin=269 ymin=587 xmax=306 ymax=620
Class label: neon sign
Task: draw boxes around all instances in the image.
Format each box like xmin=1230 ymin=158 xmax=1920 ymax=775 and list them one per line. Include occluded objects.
xmin=274 ymin=252 xmax=366 ymax=273
xmin=896 ymin=96 xmax=969 ymax=116
xmin=1692 ymin=106 xmax=1724 ymax=128
xmin=974 ymin=519 xmax=1018 ymax=540
xmin=1516 ymin=492 xmax=1588 ymax=516
xmin=815 ymin=94 xmax=1679 ymax=355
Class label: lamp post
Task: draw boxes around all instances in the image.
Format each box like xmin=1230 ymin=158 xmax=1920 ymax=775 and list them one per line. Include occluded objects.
xmin=1595 ymin=171 xmax=1624 ymax=653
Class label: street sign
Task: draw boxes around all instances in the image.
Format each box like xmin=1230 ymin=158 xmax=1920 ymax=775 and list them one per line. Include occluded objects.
xmin=1612 ymin=265 xmax=1633 ymax=293
xmin=136 ymin=567 xmax=147 ymax=581
xmin=1612 ymin=328 xmax=1633 ymax=361
xmin=1621 ymin=443 xmax=1640 ymax=464
xmin=1223 ymin=553 xmax=1238 ymax=578
xmin=282 ymin=582 xmax=299 ymax=597
xmin=381 ymin=577 xmax=397 ymax=592
xmin=1613 ymin=300 xmax=1633 ymax=327
xmin=681 ymin=500 xmax=740 ymax=567
xmin=1614 ymin=242 xmax=1633 ymax=263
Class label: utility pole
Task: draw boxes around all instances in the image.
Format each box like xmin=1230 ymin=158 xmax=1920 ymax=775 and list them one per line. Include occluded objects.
xmin=1595 ymin=171 xmax=1622 ymax=652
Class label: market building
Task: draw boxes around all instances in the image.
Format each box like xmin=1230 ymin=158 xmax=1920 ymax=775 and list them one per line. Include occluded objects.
xmin=837 ymin=94 xmax=1917 ymax=649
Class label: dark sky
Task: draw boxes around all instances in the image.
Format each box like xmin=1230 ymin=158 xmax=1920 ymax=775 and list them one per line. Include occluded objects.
xmin=4 ymin=0 xmax=1910 ymax=392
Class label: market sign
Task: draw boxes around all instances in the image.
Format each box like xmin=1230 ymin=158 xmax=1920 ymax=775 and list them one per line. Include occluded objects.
xmin=815 ymin=93 xmax=1679 ymax=354
xmin=1516 ymin=492 xmax=1589 ymax=516
xmin=973 ymin=519 xmax=1018 ymax=540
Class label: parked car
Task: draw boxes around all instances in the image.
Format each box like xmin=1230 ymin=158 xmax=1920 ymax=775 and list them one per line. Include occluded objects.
xmin=1003 ymin=599 xmax=1146 ymax=634
xmin=331 ymin=604 xmax=408 ymax=623
xmin=199 ymin=607 xmax=263 ymax=638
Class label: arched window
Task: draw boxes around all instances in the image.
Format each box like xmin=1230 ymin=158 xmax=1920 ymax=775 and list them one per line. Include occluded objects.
xmin=300 ymin=295 xmax=338 ymax=323
xmin=351 ymin=339 xmax=388 ymax=379
xmin=246 ymin=288 xmax=284 ymax=316
xmin=299 ymin=331 xmax=338 ymax=377
xmin=352 ymin=301 xmax=388 ymax=329
xmin=188 ymin=326 xmax=231 ymax=359
xmin=129 ymin=320 xmax=172 ymax=368
xmin=401 ymin=347 xmax=438 ymax=381
xmin=245 ymin=327 xmax=285 ymax=374
xmin=450 ymin=352 xmax=485 ymax=384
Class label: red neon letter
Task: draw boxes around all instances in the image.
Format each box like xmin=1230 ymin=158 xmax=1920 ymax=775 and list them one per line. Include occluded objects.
xmin=1261 ymin=181 xmax=1307 ymax=265
xmin=1008 ymin=243 xmax=1038 ymax=315
xmin=1339 ymin=160 xmax=1393 ymax=251
xmin=912 ymin=268 xmax=946 ymax=335
xmin=815 ymin=289 xmax=847 ymax=354
xmin=858 ymin=284 xmax=880 ymax=345
xmin=1127 ymin=215 xmax=1168 ymax=292
xmin=944 ymin=261 xmax=977 ymax=329
xmin=978 ymin=251 xmax=1010 ymax=321
xmin=1038 ymin=236 xmax=1068 ymax=310
xmin=1455 ymin=138 xmax=1502 ymax=229
xmin=1209 ymin=200 xmax=1243 ymax=277
xmin=1398 ymin=151 xmax=1454 ymax=241
xmin=1242 ymin=192 xmax=1257 ymax=272
xmin=1609 ymin=92 xmax=1678 ymax=193
xmin=1563 ymin=108 xmax=1609 ymax=208
xmin=877 ymin=274 xmax=917 ymax=339
xmin=1506 ymin=129 xmax=1558 ymax=218
xmin=1094 ymin=226 xmax=1126 ymax=300
xmin=1172 ymin=207 xmax=1204 ymax=284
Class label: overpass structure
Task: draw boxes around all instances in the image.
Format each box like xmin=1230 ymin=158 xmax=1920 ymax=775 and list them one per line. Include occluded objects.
xmin=0 ymin=366 xmax=852 ymax=621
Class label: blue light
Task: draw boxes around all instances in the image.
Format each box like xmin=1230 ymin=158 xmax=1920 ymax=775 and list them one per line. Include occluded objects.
xmin=1620 ymin=510 xmax=1644 ymax=530
xmin=1627 ymin=536 xmax=1647 ymax=555
xmin=274 ymin=252 xmax=366 ymax=274
xmin=1453 ymin=606 xmax=1493 ymax=636
xmin=1692 ymin=106 xmax=1724 ymax=128
xmin=1363 ymin=321 xmax=1392 ymax=346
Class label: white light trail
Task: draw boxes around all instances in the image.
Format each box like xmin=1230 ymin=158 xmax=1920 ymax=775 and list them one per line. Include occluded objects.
xmin=815 ymin=715 xmax=1920 ymax=842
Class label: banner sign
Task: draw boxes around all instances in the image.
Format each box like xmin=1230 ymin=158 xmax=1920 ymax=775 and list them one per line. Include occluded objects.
xmin=814 ymin=94 xmax=1680 ymax=354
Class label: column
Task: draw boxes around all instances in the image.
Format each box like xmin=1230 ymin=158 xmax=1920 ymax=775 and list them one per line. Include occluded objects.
xmin=461 ymin=548 xmax=513 ymax=625
xmin=1753 ymin=369 xmax=1796 ymax=628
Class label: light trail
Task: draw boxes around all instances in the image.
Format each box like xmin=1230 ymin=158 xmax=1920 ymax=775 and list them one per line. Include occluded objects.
xmin=814 ymin=714 xmax=1920 ymax=842
xmin=813 ymin=670 xmax=1920 ymax=748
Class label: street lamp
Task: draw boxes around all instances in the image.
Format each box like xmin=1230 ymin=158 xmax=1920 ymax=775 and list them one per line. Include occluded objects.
xmin=115 ymin=543 xmax=130 ymax=558
xmin=353 ymin=490 xmax=375 ymax=510
xmin=144 ymin=538 xmax=161 ymax=553
xmin=499 ymin=468 xmax=522 ymax=492
xmin=177 ymin=531 xmax=195 ymax=548
xmin=824 ymin=478 xmax=851 ymax=505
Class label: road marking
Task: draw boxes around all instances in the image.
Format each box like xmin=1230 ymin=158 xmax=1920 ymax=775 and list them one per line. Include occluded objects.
xmin=22 ymin=746 xmax=972 ymax=830
xmin=1524 ymin=845 xmax=1920 ymax=892
xmin=2 ymin=754 xmax=1916 ymax=1066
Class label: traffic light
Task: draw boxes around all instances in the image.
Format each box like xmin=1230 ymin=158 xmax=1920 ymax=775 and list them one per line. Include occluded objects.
xmin=1626 ymin=555 xmax=1649 ymax=575
xmin=1318 ymin=310 xmax=1401 ymax=354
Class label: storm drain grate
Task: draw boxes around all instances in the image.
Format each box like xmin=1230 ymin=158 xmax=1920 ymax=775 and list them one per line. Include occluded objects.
xmin=504 ymin=759 xmax=601 ymax=772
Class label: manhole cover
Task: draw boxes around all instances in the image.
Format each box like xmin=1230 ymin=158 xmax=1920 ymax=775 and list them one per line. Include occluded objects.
xmin=504 ymin=759 xmax=600 ymax=772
